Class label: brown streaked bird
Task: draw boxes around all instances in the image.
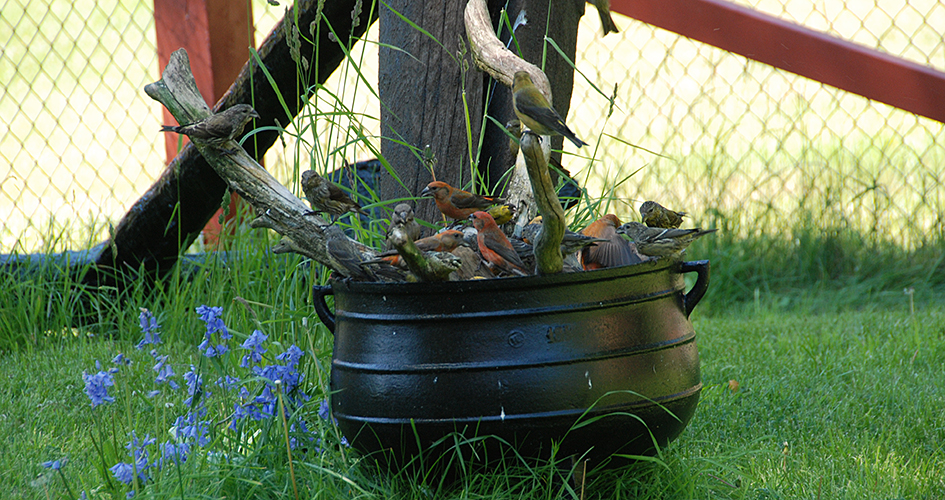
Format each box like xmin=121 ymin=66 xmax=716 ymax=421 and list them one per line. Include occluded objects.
xmin=385 ymin=203 xmax=422 ymax=249
xmin=640 ymin=201 xmax=687 ymax=229
xmin=512 ymin=71 xmax=587 ymax=148
xmin=618 ymin=221 xmax=717 ymax=257
xmin=301 ymin=170 xmax=366 ymax=219
xmin=371 ymin=229 xmax=468 ymax=268
xmin=421 ymin=181 xmax=507 ymax=221
xmin=580 ymin=214 xmax=646 ymax=270
xmin=160 ymin=104 xmax=260 ymax=153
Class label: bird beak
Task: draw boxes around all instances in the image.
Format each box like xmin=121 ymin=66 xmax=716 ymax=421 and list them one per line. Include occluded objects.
xmin=420 ymin=187 xmax=432 ymax=198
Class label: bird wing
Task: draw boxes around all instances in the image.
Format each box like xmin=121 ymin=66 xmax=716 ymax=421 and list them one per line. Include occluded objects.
xmin=450 ymin=192 xmax=495 ymax=210
xmin=484 ymin=234 xmax=528 ymax=269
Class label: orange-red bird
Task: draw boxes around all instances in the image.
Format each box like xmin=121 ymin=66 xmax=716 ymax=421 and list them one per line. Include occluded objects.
xmin=421 ymin=181 xmax=505 ymax=220
xmin=370 ymin=229 xmax=467 ymax=268
xmin=580 ymin=214 xmax=646 ymax=270
xmin=469 ymin=211 xmax=529 ymax=276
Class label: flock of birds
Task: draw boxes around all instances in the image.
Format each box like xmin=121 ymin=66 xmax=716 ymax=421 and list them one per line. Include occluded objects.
xmin=159 ymin=61 xmax=716 ymax=282
xmin=300 ymin=170 xmax=717 ymax=281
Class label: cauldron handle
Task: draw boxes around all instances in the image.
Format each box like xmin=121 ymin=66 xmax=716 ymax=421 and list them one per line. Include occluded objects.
xmin=311 ymin=285 xmax=336 ymax=332
xmin=680 ymin=260 xmax=710 ymax=317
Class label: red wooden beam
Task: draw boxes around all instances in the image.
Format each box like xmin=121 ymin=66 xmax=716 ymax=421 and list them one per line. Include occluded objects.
xmin=609 ymin=0 xmax=945 ymax=124
xmin=154 ymin=0 xmax=255 ymax=245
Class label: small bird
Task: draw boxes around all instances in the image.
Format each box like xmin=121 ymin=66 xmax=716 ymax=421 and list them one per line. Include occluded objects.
xmin=487 ymin=204 xmax=515 ymax=226
xmin=385 ymin=203 xmax=422 ymax=249
xmin=160 ymin=104 xmax=260 ymax=153
xmin=521 ymin=216 xmax=607 ymax=255
xmin=301 ymin=169 xmax=366 ymax=219
xmin=581 ymin=214 xmax=646 ymax=270
xmin=618 ymin=221 xmax=717 ymax=257
xmin=371 ymin=229 xmax=467 ymax=268
xmin=591 ymin=0 xmax=619 ymax=36
xmin=512 ymin=71 xmax=587 ymax=148
xmin=469 ymin=211 xmax=529 ymax=276
xmin=640 ymin=201 xmax=687 ymax=229
xmin=421 ymin=181 xmax=507 ymax=220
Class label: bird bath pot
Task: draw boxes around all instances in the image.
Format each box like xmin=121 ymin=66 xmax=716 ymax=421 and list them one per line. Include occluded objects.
xmin=313 ymin=257 xmax=709 ymax=468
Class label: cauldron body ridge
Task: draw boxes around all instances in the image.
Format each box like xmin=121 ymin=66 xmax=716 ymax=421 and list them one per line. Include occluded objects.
xmin=314 ymin=258 xmax=709 ymax=466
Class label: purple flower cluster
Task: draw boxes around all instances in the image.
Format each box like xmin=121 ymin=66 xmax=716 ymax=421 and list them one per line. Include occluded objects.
xmin=72 ymin=304 xmax=336 ymax=496
xmin=196 ymin=305 xmax=231 ymax=358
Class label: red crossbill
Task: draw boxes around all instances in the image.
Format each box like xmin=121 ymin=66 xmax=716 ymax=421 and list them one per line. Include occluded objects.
xmin=618 ymin=221 xmax=717 ymax=257
xmin=639 ymin=201 xmax=687 ymax=229
xmin=301 ymin=169 xmax=366 ymax=219
xmin=469 ymin=211 xmax=529 ymax=276
xmin=421 ymin=181 xmax=508 ymax=220
xmin=512 ymin=71 xmax=587 ymax=148
xmin=581 ymin=214 xmax=646 ymax=270
xmin=160 ymin=104 xmax=259 ymax=154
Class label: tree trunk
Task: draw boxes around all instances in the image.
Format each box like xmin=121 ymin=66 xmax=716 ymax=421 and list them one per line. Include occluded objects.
xmin=377 ymin=0 xmax=485 ymax=225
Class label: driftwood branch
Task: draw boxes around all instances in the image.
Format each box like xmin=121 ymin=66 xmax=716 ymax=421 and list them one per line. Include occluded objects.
xmin=146 ymin=49 xmax=379 ymax=279
xmin=464 ymin=0 xmax=555 ymax=231
xmin=522 ymin=132 xmax=564 ymax=274
xmin=463 ymin=0 xmax=552 ymax=103
xmin=388 ymin=226 xmax=461 ymax=282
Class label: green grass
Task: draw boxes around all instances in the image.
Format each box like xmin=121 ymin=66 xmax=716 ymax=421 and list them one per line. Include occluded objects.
xmin=3 ymin=257 xmax=943 ymax=499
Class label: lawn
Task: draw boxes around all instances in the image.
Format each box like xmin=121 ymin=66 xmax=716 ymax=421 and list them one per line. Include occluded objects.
xmin=3 ymin=259 xmax=942 ymax=499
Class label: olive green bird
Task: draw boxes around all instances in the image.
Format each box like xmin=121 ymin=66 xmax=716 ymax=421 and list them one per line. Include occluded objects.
xmin=639 ymin=201 xmax=687 ymax=229
xmin=617 ymin=221 xmax=717 ymax=257
xmin=512 ymin=71 xmax=588 ymax=148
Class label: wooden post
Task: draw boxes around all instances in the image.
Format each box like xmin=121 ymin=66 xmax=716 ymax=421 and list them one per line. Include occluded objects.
xmin=153 ymin=0 xmax=255 ymax=246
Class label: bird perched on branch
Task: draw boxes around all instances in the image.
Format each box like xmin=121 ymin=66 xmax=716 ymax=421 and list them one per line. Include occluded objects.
xmin=160 ymin=104 xmax=259 ymax=154
xmin=581 ymin=214 xmax=646 ymax=270
xmin=640 ymin=201 xmax=686 ymax=229
xmin=385 ymin=203 xmax=422 ymax=249
xmin=301 ymin=169 xmax=366 ymax=220
xmin=470 ymin=211 xmax=529 ymax=276
xmin=512 ymin=71 xmax=587 ymax=148
xmin=591 ymin=0 xmax=619 ymax=36
xmin=370 ymin=229 xmax=467 ymax=268
xmin=421 ymin=181 xmax=509 ymax=221
xmin=618 ymin=221 xmax=717 ymax=257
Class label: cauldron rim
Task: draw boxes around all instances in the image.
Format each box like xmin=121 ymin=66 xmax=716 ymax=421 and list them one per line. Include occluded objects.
xmin=334 ymin=255 xmax=679 ymax=294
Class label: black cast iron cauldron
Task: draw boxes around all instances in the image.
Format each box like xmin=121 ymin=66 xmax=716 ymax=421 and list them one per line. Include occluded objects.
xmin=313 ymin=257 xmax=709 ymax=466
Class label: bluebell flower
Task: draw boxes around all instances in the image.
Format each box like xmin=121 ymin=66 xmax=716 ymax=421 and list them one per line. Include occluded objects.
xmin=110 ymin=462 xmax=135 ymax=485
xmin=112 ymin=353 xmax=131 ymax=366
xmin=318 ymin=399 xmax=331 ymax=421
xmin=151 ymin=353 xmax=179 ymax=390
xmin=135 ymin=308 xmax=161 ymax=349
xmin=173 ymin=409 xmax=210 ymax=447
xmin=41 ymin=458 xmax=64 ymax=470
xmin=196 ymin=305 xmax=229 ymax=339
xmin=182 ymin=366 xmax=209 ymax=407
xmin=157 ymin=441 xmax=190 ymax=468
xmin=239 ymin=330 xmax=268 ymax=367
xmin=277 ymin=345 xmax=304 ymax=367
xmin=215 ymin=375 xmax=240 ymax=390
xmin=83 ymin=368 xmax=115 ymax=407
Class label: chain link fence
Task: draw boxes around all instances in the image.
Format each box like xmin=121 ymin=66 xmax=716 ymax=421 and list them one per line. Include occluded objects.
xmin=2 ymin=0 xmax=943 ymax=254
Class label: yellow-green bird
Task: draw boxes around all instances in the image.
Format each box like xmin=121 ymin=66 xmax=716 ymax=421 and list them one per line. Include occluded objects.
xmin=591 ymin=0 xmax=619 ymax=36
xmin=160 ymin=104 xmax=260 ymax=154
xmin=512 ymin=71 xmax=588 ymax=148
xmin=639 ymin=201 xmax=687 ymax=229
